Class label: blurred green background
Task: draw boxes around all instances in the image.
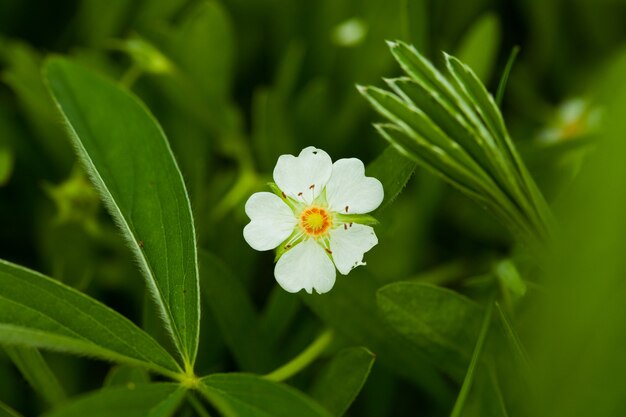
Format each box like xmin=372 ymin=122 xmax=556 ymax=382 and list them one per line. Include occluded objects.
xmin=1 ymin=0 xmax=626 ymax=416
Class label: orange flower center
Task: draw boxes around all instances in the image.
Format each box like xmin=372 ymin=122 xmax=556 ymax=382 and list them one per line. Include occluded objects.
xmin=300 ymin=206 xmax=332 ymax=236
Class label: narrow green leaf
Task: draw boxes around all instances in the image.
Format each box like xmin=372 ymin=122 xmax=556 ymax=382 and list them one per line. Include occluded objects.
xmin=199 ymin=374 xmax=333 ymax=417
xmin=41 ymin=383 xmax=185 ymax=417
xmin=454 ymin=13 xmax=501 ymax=83
xmin=310 ymin=347 xmax=375 ymax=416
xmin=375 ymin=124 xmax=534 ymax=244
xmin=365 ymin=146 xmax=416 ymax=212
xmin=386 ymin=77 xmax=499 ymax=177
xmin=374 ymin=124 xmax=495 ymax=203
xmin=45 ymin=58 xmax=200 ymax=366
xmin=0 ymin=259 xmax=181 ymax=378
xmin=360 ymin=86 xmax=485 ymax=176
xmin=444 ymin=54 xmax=510 ymax=155
xmin=388 ymin=41 xmax=502 ymax=156
xmin=445 ymin=53 xmax=552 ymax=240
xmin=4 ymin=346 xmax=65 ymax=406
xmin=495 ymin=47 xmax=520 ymax=107
xmin=495 ymin=302 xmax=532 ymax=376
xmin=449 ymin=302 xmax=494 ymax=417
xmin=377 ymin=282 xmax=483 ymax=380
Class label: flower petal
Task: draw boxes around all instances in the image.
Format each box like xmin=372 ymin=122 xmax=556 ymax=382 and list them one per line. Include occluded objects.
xmin=243 ymin=192 xmax=297 ymax=251
xmin=329 ymin=223 xmax=378 ymax=275
xmin=274 ymin=239 xmax=336 ymax=294
xmin=273 ymin=147 xmax=333 ymax=204
xmin=325 ymin=158 xmax=384 ymax=214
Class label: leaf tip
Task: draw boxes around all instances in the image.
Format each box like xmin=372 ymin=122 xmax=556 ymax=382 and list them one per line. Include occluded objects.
xmin=385 ymin=39 xmax=398 ymax=49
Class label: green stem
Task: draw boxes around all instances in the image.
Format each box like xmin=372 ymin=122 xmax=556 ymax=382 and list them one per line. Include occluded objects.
xmin=263 ymin=329 xmax=334 ymax=382
xmin=120 ymin=63 xmax=143 ymax=89
xmin=449 ymin=301 xmax=494 ymax=417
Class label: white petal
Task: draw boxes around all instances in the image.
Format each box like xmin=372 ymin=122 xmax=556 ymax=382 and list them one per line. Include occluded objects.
xmin=273 ymin=147 xmax=333 ymax=204
xmin=274 ymin=239 xmax=336 ymax=294
xmin=243 ymin=192 xmax=297 ymax=251
xmin=325 ymin=158 xmax=384 ymax=214
xmin=329 ymin=223 xmax=378 ymax=275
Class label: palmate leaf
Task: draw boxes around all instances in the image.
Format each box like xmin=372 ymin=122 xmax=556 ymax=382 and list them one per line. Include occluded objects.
xmin=41 ymin=383 xmax=186 ymax=417
xmin=0 ymin=259 xmax=181 ymax=378
xmin=45 ymin=58 xmax=200 ymax=367
xmin=199 ymin=374 xmax=333 ymax=417
xmin=361 ymin=40 xmax=553 ymax=246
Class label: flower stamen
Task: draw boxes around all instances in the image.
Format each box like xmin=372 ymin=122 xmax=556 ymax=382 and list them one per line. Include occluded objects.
xmin=300 ymin=206 xmax=332 ymax=237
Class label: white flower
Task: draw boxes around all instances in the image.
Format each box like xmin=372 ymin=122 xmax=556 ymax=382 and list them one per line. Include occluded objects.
xmin=243 ymin=147 xmax=384 ymax=294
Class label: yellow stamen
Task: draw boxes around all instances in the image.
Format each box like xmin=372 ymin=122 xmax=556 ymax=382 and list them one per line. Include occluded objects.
xmin=300 ymin=206 xmax=332 ymax=236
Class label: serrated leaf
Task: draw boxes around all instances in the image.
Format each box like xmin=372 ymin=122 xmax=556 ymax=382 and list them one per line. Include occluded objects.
xmin=4 ymin=346 xmax=65 ymax=406
xmin=199 ymin=374 xmax=333 ymax=417
xmin=310 ymin=347 xmax=375 ymax=416
xmin=377 ymin=282 xmax=483 ymax=380
xmin=45 ymin=58 xmax=200 ymax=367
xmin=40 ymin=383 xmax=185 ymax=417
xmin=0 ymin=259 xmax=181 ymax=378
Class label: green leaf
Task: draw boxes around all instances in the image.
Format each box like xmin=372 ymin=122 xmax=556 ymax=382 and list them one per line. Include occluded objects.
xmin=41 ymin=383 xmax=185 ymax=417
xmin=199 ymin=374 xmax=333 ymax=417
xmin=310 ymin=347 xmax=375 ymax=416
xmin=454 ymin=13 xmax=501 ymax=83
xmin=45 ymin=58 xmax=200 ymax=367
xmin=166 ymin=1 xmax=234 ymax=100
xmin=449 ymin=302 xmax=494 ymax=417
xmin=377 ymin=282 xmax=483 ymax=380
xmin=359 ymin=86 xmax=485 ymax=176
xmin=365 ymin=146 xmax=416 ymax=212
xmin=199 ymin=251 xmax=272 ymax=373
xmin=495 ymin=47 xmax=520 ymax=107
xmin=0 ymin=259 xmax=181 ymax=378
xmin=302 ymin=271 xmax=452 ymax=405
xmin=385 ymin=77 xmax=499 ymax=180
xmin=4 ymin=346 xmax=65 ymax=406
